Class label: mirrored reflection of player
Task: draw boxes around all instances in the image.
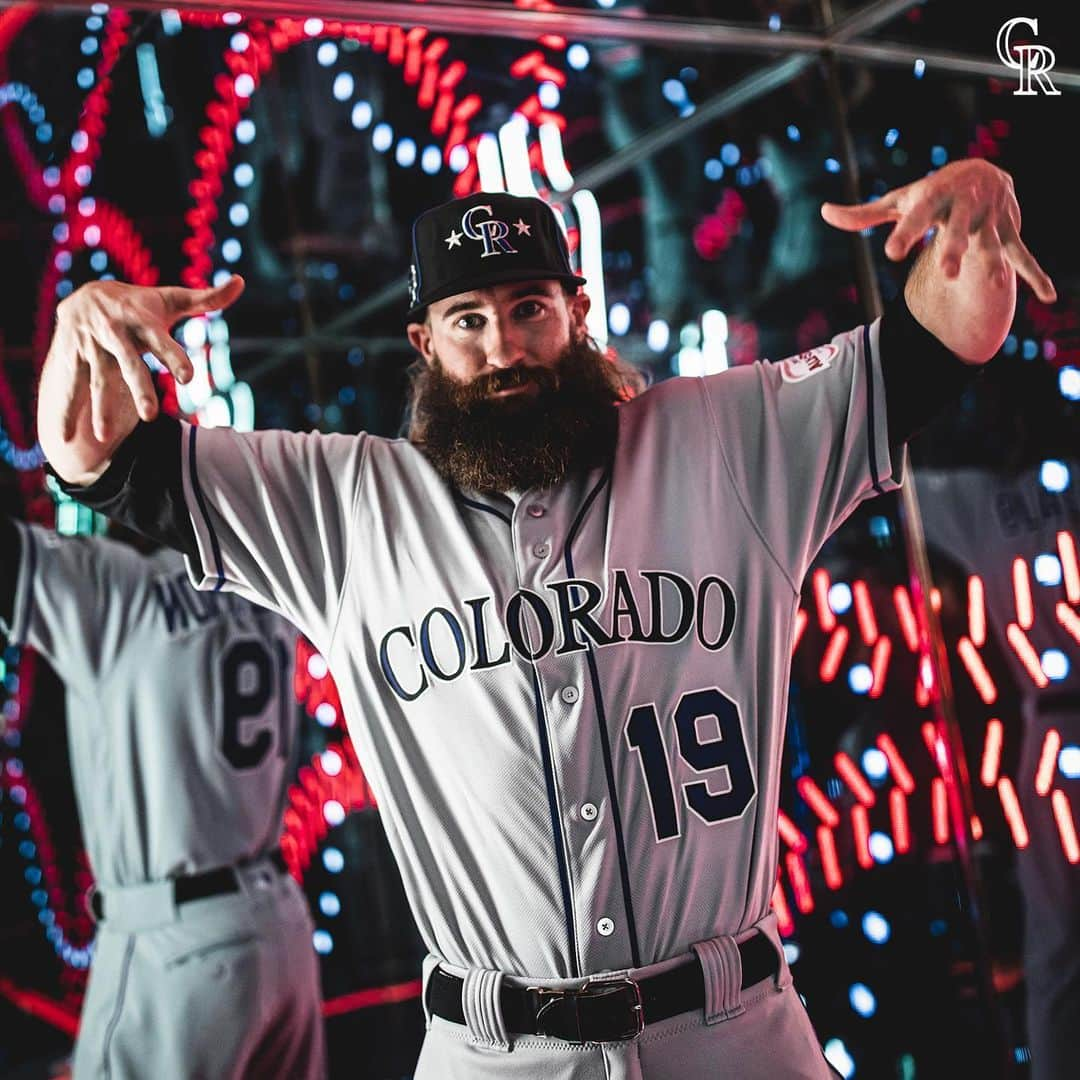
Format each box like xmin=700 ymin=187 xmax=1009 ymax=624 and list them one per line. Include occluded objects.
xmin=0 ymin=509 xmax=326 ymax=1080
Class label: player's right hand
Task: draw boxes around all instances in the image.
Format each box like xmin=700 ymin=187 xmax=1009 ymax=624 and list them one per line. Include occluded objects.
xmin=50 ymin=275 xmax=245 ymax=444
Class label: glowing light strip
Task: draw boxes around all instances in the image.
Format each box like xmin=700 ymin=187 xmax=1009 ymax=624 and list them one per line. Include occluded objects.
xmin=1012 ymin=557 xmax=1034 ymax=630
xmin=852 ymin=580 xmax=877 ymax=644
xmin=868 ymin=636 xmax=892 ymax=699
xmin=851 ymin=805 xmax=872 ymax=869
xmin=475 ymin=132 xmax=506 ymax=191
xmin=796 ymin=776 xmax=840 ymax=828
xmin=931 ymin=778 xmax=949 ymax=844
xmin=892 ymin=586 xmax=919 ymax=651
xmin=819 ymin=626 xmax=849 ymax=682
xmin=813 ymin=568 xmax=836 ymax=632
xmin=922 ymin=721 xmax=946 ymax=774
xmin=1051 ymin=790 xmax=1080 ymax=864
xmin=1057 ymin=602 xmax=1080 ymax=644
xmin=834 ymin=752 xmax=875 ymax=807
xmin=876 ymin=733 xmax=915 ymax=794
xmin=777 ymin=809 xmax=808 ymax=853
xmin=967 ymin=575 xmax=986 ymax=647
xmin=1059 ymin=531 xmax=1080 ymax=603
xmin=791 ymin=608 xmax=808 ymax=654
xmin=322 ymin=978 xmax=424 ymax=1016
xmin=1035 ymin=728 xmax=1062 ymax=797
xmin=538 ymin=120 xmax=574 ymax=192
xmin=771 ymin=878 xmax=795 ymax=937
xmin=817 ymin=826 xmax=843 ymax=889
xmin=569 ymin=188 xmax=607 ymax=346
xmin=997 ymin=777 xmax=1029 ymax=848
xmin=1006 ymin=623 xmax=1049 ymax=688
xmin=971 ymin=816 xmax=983 ymax=841
xmin=980 ymin=718 xmax=1003 ymax=786
xmin=890 ymin=788 xmax=910 ymax=853
xmin=784 ymin=851 xmax=813 ymax=913
xmin=957 ymin=637 xmax=998 ymax=704
xmin=497 ymin=116 xmax=538 ymax=196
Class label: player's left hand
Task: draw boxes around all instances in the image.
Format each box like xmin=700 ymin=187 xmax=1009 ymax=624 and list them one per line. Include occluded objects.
xmin=820 ymin=158 xmax=1056 ymax=304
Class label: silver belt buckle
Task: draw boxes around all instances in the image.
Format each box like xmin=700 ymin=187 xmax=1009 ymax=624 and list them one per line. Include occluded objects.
xmin=529 ymin=975 xmax=644 ymax=1042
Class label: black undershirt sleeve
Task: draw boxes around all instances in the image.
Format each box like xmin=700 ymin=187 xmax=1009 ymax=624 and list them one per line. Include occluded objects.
xmin=879 ymin=292 xmax=985 ymax=446
xmin=51 ymin=412 xmax=198 ymax=562
xmin=0 ymin=514 xmax=20 ymax=632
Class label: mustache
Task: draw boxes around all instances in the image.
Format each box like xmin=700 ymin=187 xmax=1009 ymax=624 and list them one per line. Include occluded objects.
xmin=461 ymin=364 xmax=560 ymax=404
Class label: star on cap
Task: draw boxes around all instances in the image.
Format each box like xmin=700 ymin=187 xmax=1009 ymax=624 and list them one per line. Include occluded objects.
xmin=513 ymin=218 xmax=532 ymax=236
xmin=445 ymin=228 xmax=463 ymax=249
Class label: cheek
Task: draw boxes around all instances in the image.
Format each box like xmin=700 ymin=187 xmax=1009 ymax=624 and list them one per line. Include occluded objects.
xmin=430 ymin=335 xmax=484 ymax=380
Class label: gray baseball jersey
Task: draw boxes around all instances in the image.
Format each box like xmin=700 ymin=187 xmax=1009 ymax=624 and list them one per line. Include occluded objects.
xmin=178 ymin=319 xmax=897 ymax=987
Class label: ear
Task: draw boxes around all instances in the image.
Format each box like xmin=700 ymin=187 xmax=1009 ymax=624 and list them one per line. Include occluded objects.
xmin=407 ymin=319 xmax=436 ymax=364
xmin=569 ymin=289 xmax=591 ymax=339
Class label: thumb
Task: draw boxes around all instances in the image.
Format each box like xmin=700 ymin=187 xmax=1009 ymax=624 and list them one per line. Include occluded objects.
xmin=162 ymin=275 xmax=246 ymax=321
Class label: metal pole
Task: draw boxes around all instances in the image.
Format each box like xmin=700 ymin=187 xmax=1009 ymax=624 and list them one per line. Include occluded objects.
xmin=814 ymin=2 xmax=1012 ymax=1073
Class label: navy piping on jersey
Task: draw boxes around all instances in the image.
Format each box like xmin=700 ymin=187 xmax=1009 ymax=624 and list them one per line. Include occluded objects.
xmin=18 ymin=526 xmax=37 ymax=644
xmin=529 ymin=663 xmax=581 ymax=977
xmin=188 ymin=427 xmax=226 ymax=592
xmin=564 ymin=466 xmax=643 ymax=969
xmin=864 ymin=323 xmax=885 ymax=498
xmin=454 ymin=492 xmax=513 ymax=527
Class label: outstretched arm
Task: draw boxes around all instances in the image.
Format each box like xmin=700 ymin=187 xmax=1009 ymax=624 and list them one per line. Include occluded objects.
xmin=822 ymin=158 xmax=1056 ymax=365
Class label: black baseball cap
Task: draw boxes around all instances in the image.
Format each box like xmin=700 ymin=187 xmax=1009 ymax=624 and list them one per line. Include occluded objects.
xmin=406 ymin=191 xmax=586 ymax=323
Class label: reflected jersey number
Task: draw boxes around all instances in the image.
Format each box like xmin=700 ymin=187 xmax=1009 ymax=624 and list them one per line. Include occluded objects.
xmin=222 ymin=638 xmax=292 ymax=770
xmin=625 ymin=687 xmax=755 ymax=841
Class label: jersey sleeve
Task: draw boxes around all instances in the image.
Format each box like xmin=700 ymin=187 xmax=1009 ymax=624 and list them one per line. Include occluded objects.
xmin=0 ymin=523 xmax=145 ymax=684
xmin=180 ymin=422 xmax=368 ymax=651
xmin=699 ymin=317 xmax=902 ymax=586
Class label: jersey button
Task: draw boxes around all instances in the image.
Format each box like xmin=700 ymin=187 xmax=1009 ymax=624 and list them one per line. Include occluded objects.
xmin=527 ymin=504 xmax=545 ymax=518
xmin=560 ymin=686 xmax=579 ymax=704
xmin=580 ymin=802 xmax=598 ymax=821
xmin=533 ymin=543 xmax=550 ymax=559
xmin=596 ymin=917 xmax=615 ymax=937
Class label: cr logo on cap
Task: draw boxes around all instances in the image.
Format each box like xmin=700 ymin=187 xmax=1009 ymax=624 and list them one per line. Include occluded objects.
xmin=461 ymin=205 xmax=519 ymax=259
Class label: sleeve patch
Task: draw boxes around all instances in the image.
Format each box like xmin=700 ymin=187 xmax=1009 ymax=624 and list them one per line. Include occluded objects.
xmin=779 ymin=343 xmax=838 ymax=383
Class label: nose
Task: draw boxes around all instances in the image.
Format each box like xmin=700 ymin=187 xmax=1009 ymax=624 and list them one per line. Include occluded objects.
xmin=483 ymin=317 xmax=528 ymax=370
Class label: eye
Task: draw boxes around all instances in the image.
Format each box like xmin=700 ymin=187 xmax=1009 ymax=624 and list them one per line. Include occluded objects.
xmin=454 ymin=313 xmax=485 ymax=330
xmin=514 ymin=299 xmax=546 ymax=319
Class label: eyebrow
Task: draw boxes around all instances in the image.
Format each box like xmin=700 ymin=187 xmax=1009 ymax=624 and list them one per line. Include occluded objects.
xmin=440 ymin=284 xmax=555 ymax=320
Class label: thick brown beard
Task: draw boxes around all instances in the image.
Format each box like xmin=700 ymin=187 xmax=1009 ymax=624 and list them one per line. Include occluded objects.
xmin=408 ymin=338 xmax=634 ymax=493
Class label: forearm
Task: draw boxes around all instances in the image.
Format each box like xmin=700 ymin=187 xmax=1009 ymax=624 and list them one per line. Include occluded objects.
xmin=904 ymin=230 xmax=1016 ymax=365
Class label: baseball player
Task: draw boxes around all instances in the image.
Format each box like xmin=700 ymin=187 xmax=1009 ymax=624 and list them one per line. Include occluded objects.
xmin=0 ymin=510 xmax=326 ymax=1079
xmin=35 ymin=158 xmax=1054 ymax=1077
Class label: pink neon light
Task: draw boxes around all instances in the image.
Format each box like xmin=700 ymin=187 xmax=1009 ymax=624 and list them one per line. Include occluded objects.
xmin=791 ymin=608 xmax=809 ymax=654
xmin=322 ymin=979 xmax=423 ymax=1017
xmin=931 ymin=778 xmax=949 ymax=845
xmin=931 ymin=588 xmax=942 ymax=613
xmin=851 ymin=805 xmax=873 ymax=869
xmin=971 ymin=816 xmax=984 ymax=841
xmin=1058 ymin=531 xmax=1080 ymax=604
xmin=1006 ymin=623 xmax=1049 ymax=688
xmin=777 ymin=810 xmax=809 ymax=853
xmin=1058 ymin=602 xmax=1080 ymax=644
xmin=876 ymin=733 xmax=915 ymax=794
xmin=852 ymin=580 xmax=878 ymax=644
xmin=915 ymin=672 xmax=930 ymax=708
xmin=1035 ymin=729 xmax=1062 ymax=796
xmin=785 ymin=851 xmax=814 ymax=913
xmin=980 ymin=719 xmax=1003 ymax=787
xmin=797 ymin=777 xmax=840 ymax=828
xmin=817 ymin=826 xmax=843 ymax=890
xmin=998 ymin=778 xmax=1029 ymax=849
xmin=967 ymin=575 xmax=986 ymax=647
xmin=834 ymin=752 xmax=876 ymax=807
xmin=813 ymin=568 xmax=836 ymax=632
xmin=1012 ymin=558 xmax=1034 ymax=630
xmin=957 ymin=637 xmax=998 ymax=704
xmin=890 ymin=788 xmax=911 ymax=853
xmin=772 ymin=878 xmax=795 ymax=937
xmin=893 ymin=586 xmax=919 ymax=651
xmin=819 ymin=626 xmax=849 ymax=682
xmin=1052 ymin=791 xmax=1080 ymax=864
xmin=869 ymin=636 xmax=892 ymax=699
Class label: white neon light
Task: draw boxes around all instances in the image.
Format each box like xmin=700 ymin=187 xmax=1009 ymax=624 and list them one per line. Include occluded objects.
xmin=497 ymin=116 xmax=539 ymax=197
xmin=571 ymin=189 xmax=607 ymax=346
xmin=538 ymin=122 xmax=574 ymax=193
xmin=475 ymin=133 xmax=506 ymax=193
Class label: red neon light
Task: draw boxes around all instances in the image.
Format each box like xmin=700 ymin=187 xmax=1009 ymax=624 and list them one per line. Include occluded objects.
xmin=1058 ymin=531 xmax=1080 ymax=604
xmin=931 ymin=588 xmax=941 ymax=613
xmin=1058 ymin=602 xmax=1080 ymax=644
xmin=791 ymin=608 xmax=808 ymax=654
xmin=967 ymin=575 xmax=986 ymax=647
xmin=915 ymin=672 xmax=930 ymax=708
xmin=851 ymin=805 xmax=873 ymax=869
xmin=797 ymin=776 xmax=840 ymax=828
xmin=1052 ymin=790 xmax=1080 ymax=864
xmin=921 ymin=720 xmax=940 ymax=767
xmin=322 ymin=978 xmax=423 ymax=1017
xmin=834 ymin=752 xmax=876 ymax=807
xmin=1012 ymin=558 xmax=1034 ymax=630
xmin=957 ymin=636 xmax=998 ymax=704
xmin=931 ymin=778 xmax=949 ymax=844
xmin=998 ymin=778 xmax=1029 ymax=848
xmin=980 ymin=719 xmax=1004 ymax=787
xmin=890 ymin=788 xmax=911 ymax=853
xmin=819 ymin=626 xmax=849 ymax=682
xmin=1006 ymin=623 xmax=1049 ymax=688
xmin=1035 ymin=728 xmax=1062 ymax=796
xmin=971 ymin=815 xmax=984 ymax=841
xmin=0 ymin=977 xmax=79 ymax=1038
xmin=772 ymin=878 xmax=795 ymax=936
xmin=852 ymin=580 xmax=878 ymax=644
xmin=869 ymin=635 xmax=892 ymax=699
xmin=785 ymin=851 xmax=814 ymax=913
xmin=893 ymin=586 xmax=919 ymax=651
xmin=813 ymin=568 xmax=836 ymax=632
xmin=876 ymin=733 xmax=915 ymax=794
xmin=777 ymin=809 xmax=809 ymax=853
xmin=817 ymin=826 xmax=843 ymax=890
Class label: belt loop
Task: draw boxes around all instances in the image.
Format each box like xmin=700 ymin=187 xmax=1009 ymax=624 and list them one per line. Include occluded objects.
xmin=461 ymin=967 xmax=511 ymax=1052
xmin=421 ymin=956 xmax=442 ymax=1031
xmin=691 ymin=935 xmax=744 ymax=1025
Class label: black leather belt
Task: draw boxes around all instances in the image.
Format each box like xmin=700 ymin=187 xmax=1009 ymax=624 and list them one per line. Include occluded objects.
xmin=90 ymin=848 xmax=288 ymax=922
xmin=426 ymin=931 xmax=778 ymax=1043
